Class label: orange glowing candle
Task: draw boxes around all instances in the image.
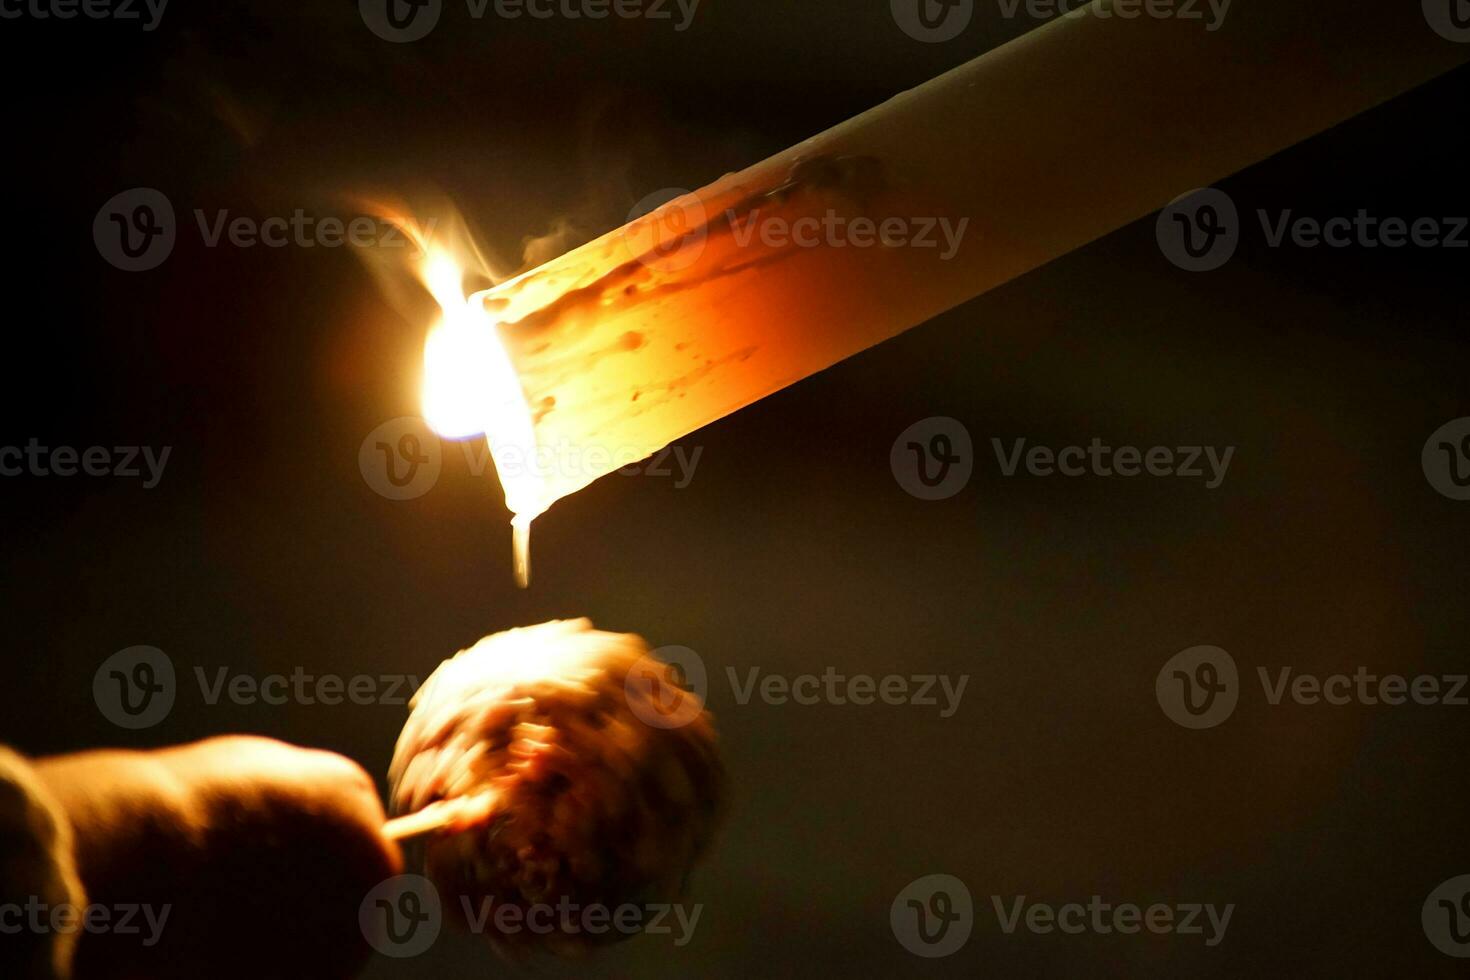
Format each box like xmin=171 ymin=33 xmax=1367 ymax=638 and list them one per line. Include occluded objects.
xmin=408 ymin=2 xmax=1463 ymax=584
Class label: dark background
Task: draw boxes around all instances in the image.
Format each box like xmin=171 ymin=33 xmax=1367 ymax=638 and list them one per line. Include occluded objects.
xmin=2 ymin=1 xmax=1468 ymax=976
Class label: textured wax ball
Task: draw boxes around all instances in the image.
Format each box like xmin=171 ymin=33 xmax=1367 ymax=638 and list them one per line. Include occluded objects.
xmin=388 ymin=619 xmax=724 ymax=953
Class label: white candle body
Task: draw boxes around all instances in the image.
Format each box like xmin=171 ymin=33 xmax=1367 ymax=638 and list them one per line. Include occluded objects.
xmin=477 ymin=1 xmax=1465 ymax=514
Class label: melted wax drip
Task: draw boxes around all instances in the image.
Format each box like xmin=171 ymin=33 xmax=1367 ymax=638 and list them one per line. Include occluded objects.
xmin=512 ymin=516 xmax=532 ymax=589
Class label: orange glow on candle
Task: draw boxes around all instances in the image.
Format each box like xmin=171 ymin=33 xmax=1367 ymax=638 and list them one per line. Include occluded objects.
xmin=367 ymin=3 xmax=1460 ymax=588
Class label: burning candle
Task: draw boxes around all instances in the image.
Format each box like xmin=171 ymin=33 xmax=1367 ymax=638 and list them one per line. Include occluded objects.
xmin=398 ymin=3 xmax=1462 ymax=585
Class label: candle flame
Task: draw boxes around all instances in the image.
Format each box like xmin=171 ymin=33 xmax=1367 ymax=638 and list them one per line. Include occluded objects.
xmin=362 ymin=200 xmax=547 ymax=587
xmin=421 ymin=247 xmax=547 ymax=587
